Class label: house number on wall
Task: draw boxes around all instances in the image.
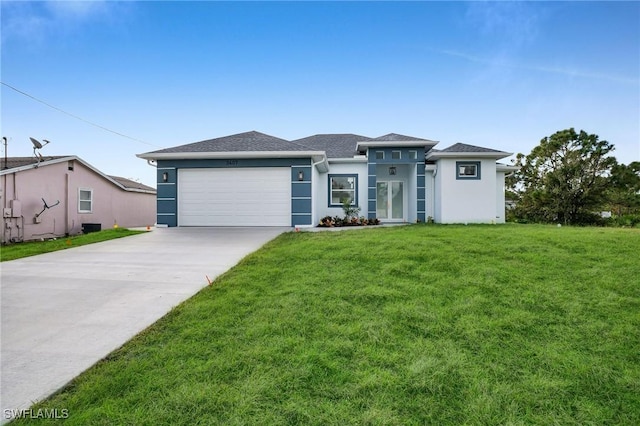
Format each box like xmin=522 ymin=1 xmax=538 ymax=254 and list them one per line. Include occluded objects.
xmin=226 ymin=160 xmax=238 ymax=166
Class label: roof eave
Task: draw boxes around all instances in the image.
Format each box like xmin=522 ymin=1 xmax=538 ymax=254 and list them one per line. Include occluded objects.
xmin=328 ymin=156 xmax=368 ymax=163
xmin=1 ymin=155 xmax=156 ymax=193
xmin=137 ymin=151 xmax=327 ymax=161
xmin=356 ymin=141 xmax=438 ymax=150
xmin=426 ymin=151 xmax=513 ymax=160
xmin=497 ymin=164 xmax=520 ymax=172
xmin=0 ymin=156 xmax=77 ymax=175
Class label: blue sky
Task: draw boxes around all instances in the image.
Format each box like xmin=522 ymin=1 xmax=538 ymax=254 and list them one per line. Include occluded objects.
xmin=2 ymin=1 xmax=638 ymax=187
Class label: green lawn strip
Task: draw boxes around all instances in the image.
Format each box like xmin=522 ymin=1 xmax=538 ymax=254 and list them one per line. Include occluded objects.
xmin=13 ymin=225 xmax=640 ymax=425
xmin=0 ymin=228 xmax=144 ymax=262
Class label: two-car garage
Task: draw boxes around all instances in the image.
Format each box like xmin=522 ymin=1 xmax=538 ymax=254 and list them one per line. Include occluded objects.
xmin=177 ymin=168 xmax=291 ymax=226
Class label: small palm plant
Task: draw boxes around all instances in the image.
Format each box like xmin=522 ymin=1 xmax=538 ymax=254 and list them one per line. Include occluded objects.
xmin=341 ymin=197 xmax=361 ymax=222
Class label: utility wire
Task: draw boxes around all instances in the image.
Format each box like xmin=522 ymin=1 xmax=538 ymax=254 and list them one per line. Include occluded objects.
xmin=1 ymin=81 xmax=162 ymax=148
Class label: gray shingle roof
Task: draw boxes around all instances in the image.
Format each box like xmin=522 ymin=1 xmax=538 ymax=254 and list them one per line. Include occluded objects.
xmin=108 ymin=176 xmax=156 ymax=192
xmin=291 ymin=134 xmax=372 ymax=158
xmin=370 ymin=133 xmax=431 ymax=142
xmin=147 ymin=131 xmax=310 ymax=154
xmin=141 ymin=131 xmax=443 ymax=159
xmin=1 ymin=156 xmax=68 ymax=170
xmin=439 ymin=143 xmax=505 ymax=153
xmin=1 ymin=156 xmax=156 ymax=193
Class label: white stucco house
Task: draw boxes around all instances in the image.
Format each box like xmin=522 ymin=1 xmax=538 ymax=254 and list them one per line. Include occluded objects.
xmin=137 ymin=131 xmax=517 ymax=227
xmin=1 ymin=156 xmax=156 ymax=243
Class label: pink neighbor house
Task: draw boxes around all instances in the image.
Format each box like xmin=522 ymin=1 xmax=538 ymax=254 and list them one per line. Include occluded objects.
xmin=1 ymin=156 xmax=156 ymax=244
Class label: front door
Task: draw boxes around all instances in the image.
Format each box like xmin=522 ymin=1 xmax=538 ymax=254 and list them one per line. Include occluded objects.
xmin=376 ymin=181 xmax=404 ymax=221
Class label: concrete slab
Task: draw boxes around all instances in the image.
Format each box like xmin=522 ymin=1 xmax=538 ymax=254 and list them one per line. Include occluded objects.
xmin=1 ymin=227 xmax=288 ymax=419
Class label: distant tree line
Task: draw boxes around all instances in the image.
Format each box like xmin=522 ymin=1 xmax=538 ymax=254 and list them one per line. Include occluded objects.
xmin=507 ymin=128 xmax=640 ymax=226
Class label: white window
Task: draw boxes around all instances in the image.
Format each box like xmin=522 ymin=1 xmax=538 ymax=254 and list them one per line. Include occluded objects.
xmin=375 ymin=151 xmax=384 ymax=160
xmin=392 ymin=151 xmax=401 ymax=160
xmin=329 ymin=175 xmax=357 ymax=206
xmin=79 ymin=189 xmax=93 ymax=213
xmin=409 ymin=150 xmax=418 ymax=160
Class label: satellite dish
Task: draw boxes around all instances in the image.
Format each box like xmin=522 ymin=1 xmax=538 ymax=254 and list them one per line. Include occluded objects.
xmin=30 ymin=137 xmax=43 ymax=149
xmin=30 ymin=137 xmax=51 ymax=167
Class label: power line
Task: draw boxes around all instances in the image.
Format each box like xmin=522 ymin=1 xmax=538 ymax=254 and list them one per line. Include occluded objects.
xmin=1 ymin=81 xmax=162 ymax=148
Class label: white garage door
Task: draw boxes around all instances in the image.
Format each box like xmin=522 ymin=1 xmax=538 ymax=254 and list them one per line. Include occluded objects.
xmin=178 ymin=168 xmax=291 ymax=226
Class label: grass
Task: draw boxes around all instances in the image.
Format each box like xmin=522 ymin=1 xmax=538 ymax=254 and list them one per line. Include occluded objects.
xmin=0 ymin=228 xmax=144 ymax=262
xmin=12 ymin=224 xmax=640 ymax=425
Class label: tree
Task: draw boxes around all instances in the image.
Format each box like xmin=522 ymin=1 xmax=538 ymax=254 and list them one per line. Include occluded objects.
xmin=607 ymin=161 xmax=640 ymax=215
xmin=508 ymin=128 xmax=616 ymax=225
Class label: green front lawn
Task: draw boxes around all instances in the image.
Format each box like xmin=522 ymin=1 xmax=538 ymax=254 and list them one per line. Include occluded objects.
xmin=14 ymin=225 xmax=640 ymax=424
xmin=0 ymin=228 xmax=144 ymax=262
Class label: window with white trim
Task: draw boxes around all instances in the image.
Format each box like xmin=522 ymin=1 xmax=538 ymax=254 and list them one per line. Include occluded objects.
xmin=409 ymin=150 xmax=418 ymax=160
xmin=375 ymin=151 xmax=384 ymax=160
xmin=456 ymin=161 xmax=481 ymax=180
xmin=79 ymin=189 xmax=93 ymax=213
xmin=392 ymin=151 xmax=401 ymax=160
xmin=329 ymin=175 xmax=358 ymax=207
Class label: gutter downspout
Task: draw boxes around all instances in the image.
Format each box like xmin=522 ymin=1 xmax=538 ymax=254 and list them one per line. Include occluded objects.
xmin=312 ymin=156 xmax=328 ymax=173
xmin=65 ymin=173 xmax=70 ymax=236
xmin=13 ymin=172 xmax=17 ymax=241
xmin=432 ymin=166 xmax=437 ymax=222
xmin=2 ymin=172 xmax=7 ymax=243
xmin=310 ymin=157 xmax=328 ymax=226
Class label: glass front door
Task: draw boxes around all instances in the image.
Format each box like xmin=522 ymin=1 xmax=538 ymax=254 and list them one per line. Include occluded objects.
xmin=376 ymin=181 xmax=404 ymax=220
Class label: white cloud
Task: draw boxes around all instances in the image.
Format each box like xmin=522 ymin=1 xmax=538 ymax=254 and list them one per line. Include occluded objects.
xmin=465 ymin=1 xmax=541 ymax=48
xmin=44 ymin=1 xmax=111 ymax=20
xmin=432 ymin=48 xmax=639 ymax=85
xmin=1 ymin=2 xmax=47 ymax=44
xmin=1 ymin=1 xmax=131 ymax=46
xmin=457 ymin=3 xmax=638 ymax=86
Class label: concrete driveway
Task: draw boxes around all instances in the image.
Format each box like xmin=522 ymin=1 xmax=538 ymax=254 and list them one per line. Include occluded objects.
xmin=1 ymin=227 xmax=288 ymax=418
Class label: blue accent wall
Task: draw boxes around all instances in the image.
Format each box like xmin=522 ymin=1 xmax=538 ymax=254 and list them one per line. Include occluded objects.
xmin=292 ymin=214 xmax=312 ymax=227
xmin=367 ymin=147 xmax=428 ymax=221
xmin=417 ymin=163 xmax=426 ymax=223
xmin=291 ymin=182 xmax=312 ymax=198
xmin=156 ymin=214 xmax=177 ymax=227
xmin=368 ymin=200 xmax=376 ymax=216
xmin=158 ymin=168 xmax=177 ymax=182
xmin=156 ymin=183 xmax=176 ymax=198
xmin=367 ymin=166 xmax=377 ymax=220
xmin=156 ymin=166 xmax=178 ymax=226
xmin=292 ymin=198 xmax=312 ymax=213
xmin=156 ymin=158 xmax=312 ymax=227
xmin=162 ymin=158 xmax=308 ymax=168
xmin=368 ymin=147 xmax=425 ymax=163
xmin=291 ymin=164 xmax=312 ymax=223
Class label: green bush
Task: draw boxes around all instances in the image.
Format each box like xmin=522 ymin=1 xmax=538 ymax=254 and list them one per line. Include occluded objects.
xmin=606 ymin=214 xmax=640 ymax=227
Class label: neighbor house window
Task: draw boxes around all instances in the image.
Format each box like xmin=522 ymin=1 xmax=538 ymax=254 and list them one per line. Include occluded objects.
xmin=329 ymin=175 xmax=358 ymax=207
xmin=79 ymin=189 xmax=93 ymax=213
xmin=392 ymin=151 xmax=401 ymax=160
xmin=375 ymin=151 xmax=384 ymax=160
xmin=456 ymin=161 xmax=481 ymax=180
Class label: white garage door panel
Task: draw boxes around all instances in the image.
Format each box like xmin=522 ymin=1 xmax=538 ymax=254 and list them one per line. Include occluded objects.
xmin=178 ymin=168 xmax=291 ymax=226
